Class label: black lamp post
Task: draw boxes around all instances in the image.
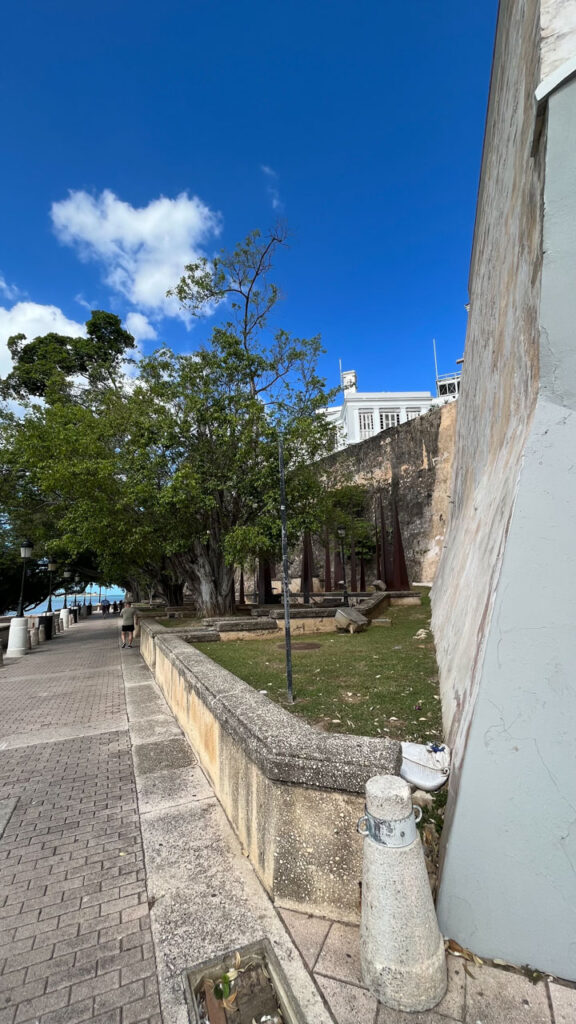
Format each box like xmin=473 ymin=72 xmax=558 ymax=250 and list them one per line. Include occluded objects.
xmin=63 ymin=567 xmax=72 ymax=608
xmin=16 ymin=540 xmax=34 ymax=618
xmin=46 ymin=559 xmax=57 ymax=613
xmin=74 ymin=574 xmax=81 ymax=607
xmin=336 ymin=526 xmax=350 ymax=607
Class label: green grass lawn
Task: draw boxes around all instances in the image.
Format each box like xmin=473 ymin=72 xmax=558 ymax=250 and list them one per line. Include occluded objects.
xmin=194 ymin=590 xmax=443 ymax=743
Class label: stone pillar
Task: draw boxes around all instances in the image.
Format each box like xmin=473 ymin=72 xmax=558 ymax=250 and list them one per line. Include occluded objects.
xmin=60 ymin=608 xmax=70 ymax=629
xmin=38 ymin=624 xmax=47 ymax=642
xmin=29 ymin=626 xmax=39 ymax=648
xmin=359 ymin=775 xmax=446 ymax=1012
xmin=6 ymin=618 xmax=29 ymax=658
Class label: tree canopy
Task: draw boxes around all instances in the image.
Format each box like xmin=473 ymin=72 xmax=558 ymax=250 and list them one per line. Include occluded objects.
xmin=0 ymin=310 xmax=135 ymax=403
xmin=0 ymin=230 xmax=343 ymax=615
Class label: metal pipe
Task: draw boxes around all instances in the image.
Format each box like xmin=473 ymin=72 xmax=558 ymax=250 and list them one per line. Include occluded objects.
xmin=278 ymin=436 xmax=294 ymax=704
xmin=337 ymin=527 xmax=350 ymax=607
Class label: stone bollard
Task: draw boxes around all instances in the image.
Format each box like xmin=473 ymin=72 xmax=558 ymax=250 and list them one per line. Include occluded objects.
xmin=60 ymin=608 xmax=70 ymax=629
xmin=6 ymin=618 xmax=30 ymax=658
xmin=56 ymin=616 xmax=63 ymax=633
xmin=358 ymin=775 xmax=447 ymax=1012
xmin=38 ymin=624 xmax=47 ymax=642
xmin=30 ymin=626 xmax=39 ymax=647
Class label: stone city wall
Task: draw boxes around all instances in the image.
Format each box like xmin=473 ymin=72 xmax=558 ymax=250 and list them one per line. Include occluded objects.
xmin=432 ymin=0 xmax=576 ymax=981
xmin=431 ymin=0 xmax=544 ymax=744
xmin=322 ymin=402 xmax=456 ymax=585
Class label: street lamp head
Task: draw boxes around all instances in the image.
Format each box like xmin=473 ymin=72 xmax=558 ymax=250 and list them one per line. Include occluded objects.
xmin=20 ymin=540 xmax=34 ymax=559
xmin=63 ymin=567 xmax=72 ymax=579
xmin=47 ymin=560 xmax=58 ymax=572
xmin=336 ymin=525 xmax=346 ymax=540
xmin=74 ymin=574 xmax=81 ymax=584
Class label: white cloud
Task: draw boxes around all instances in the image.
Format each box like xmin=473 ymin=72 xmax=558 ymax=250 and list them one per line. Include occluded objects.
xmin=74 ymin=293 xmax=96 ymax=312
xmin=51 ymin=189 xmax=221 ymax=321
xmin=0 ymin=302 xmax=86 ymax=377
xmin=125 ymin=312 xmax=157 ymax=342
xmin=260 ymin=165 xmax=284 ymax=212
xmin=0 ymin=274 xmax=23 ymax=302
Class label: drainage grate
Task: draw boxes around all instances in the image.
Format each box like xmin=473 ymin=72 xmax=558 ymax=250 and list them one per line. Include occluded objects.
xmin=183 ymin=939 xmax=305 ymax=1024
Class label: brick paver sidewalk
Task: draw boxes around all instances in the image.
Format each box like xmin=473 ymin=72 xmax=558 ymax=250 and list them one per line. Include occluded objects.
xmin=0 ymin=617 xmax=161 ymax=1024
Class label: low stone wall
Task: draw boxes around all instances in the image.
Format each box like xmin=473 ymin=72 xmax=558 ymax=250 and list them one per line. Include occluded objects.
xmin=140 ymin=620 xmax=401 ymax=920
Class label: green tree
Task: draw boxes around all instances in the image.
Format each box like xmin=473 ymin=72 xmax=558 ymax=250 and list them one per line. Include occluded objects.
xmin=0 ymin=310 xmax=135 ymax=403
xmin=0 ymin=533 xmax=50 ymax=615
xmin=0 ymin=233 xmax=337 ymax=615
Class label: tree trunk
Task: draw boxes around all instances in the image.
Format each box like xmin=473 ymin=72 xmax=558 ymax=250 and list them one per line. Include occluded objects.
xmin=156 ymin=574 xmax=184 ymax=606
xmin=350 ymin=536 xmax=358 ymax=592
xmin=127 ymin=577 xmax=143 ymax=602
xmin=174 ymin=543 xmax=235 ymax=617
xmin=380 ymin=493 xmax=393 ymax=589
xmin=374 ymin=511 xmax=382 ymax=581
xmin=257 ymin=557 xmax=274 ymax=605
xmin=324 ymin=531 xmax=332 ymax=591
xmin=300 ymin=531 xmax=314 ymax=603
xmin=333 ymin=549 xmax=343 ymax=590
xmin=391 ymin=501 xmax=411 ymax=591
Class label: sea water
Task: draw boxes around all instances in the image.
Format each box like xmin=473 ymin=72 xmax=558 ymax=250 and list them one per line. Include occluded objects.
xmin=7 ymin=586 xmax=126 ymax=616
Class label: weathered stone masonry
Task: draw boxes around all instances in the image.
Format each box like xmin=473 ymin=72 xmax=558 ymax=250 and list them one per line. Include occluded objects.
xmin=322 ymin=402 xmax=456 ymax=584
xmin=432 ymin=0 xmax=576 ymax=982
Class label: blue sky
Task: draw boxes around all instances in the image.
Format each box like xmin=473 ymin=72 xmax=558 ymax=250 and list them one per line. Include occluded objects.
xmin=1 ymin=0 xmax=498 ymax=396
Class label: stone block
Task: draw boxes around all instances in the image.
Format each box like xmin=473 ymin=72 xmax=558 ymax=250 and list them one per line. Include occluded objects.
xmin=334 ymin=607 xmax=369 ymax=633
xmin=182 ymin=630 xmax=219 ymax=643
xmin=270 ymin=606 xmax=337 ymax=619
xmin=210 ymin=617 xmax=277 ymax=632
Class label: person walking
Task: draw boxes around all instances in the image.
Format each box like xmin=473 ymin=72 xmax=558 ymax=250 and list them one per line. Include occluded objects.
xmin=121 ymin=601 xmax=137 ymax=648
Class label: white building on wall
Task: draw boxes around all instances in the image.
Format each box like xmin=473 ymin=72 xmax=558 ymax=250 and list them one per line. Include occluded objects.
xmin=324 ymin=370 xmax=435 ymax=449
